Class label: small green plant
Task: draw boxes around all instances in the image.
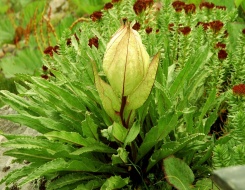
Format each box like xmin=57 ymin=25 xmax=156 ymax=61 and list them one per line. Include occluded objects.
xmin=0 ymin=0 xmax=245 ymax=189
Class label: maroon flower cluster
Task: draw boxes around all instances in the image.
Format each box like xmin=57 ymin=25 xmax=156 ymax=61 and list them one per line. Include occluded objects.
xmin=197 ymin=20 xmax=224 ymax=33
xmin=43 ymin=45 xmax=59 ymax=57
xmin=172 ymin=1 xmax=185 ymax=12
xmin=179 ymin=26 xmax=191 ymax=35
xmin=104 ymin=3 xmax=113 ymax=10
xmin=132 ymin=22 xmax=141 ymax=31
xmin=172 ymin=1 xmax=196 ymax=13
xmin=215 ymin=42 xmax=226 ymax=49
xmin=218 ymin=49 xmax=227 ymax=60
xmin=41 ymin=65 xmax=55 ymax=80
xmin=210 ymin=20 xmax=224 ymax=33
xmin=199 ymin=2 xmax=215 ymax=9
xmin=133 ymin=0 xmax=153 ymax=15
xmin=184 ymin=3 xmax=196 ymax=14
xmin=168 ymin=23 xmax=174 ymax=31
xmin=232 ymin=84 xmax=245 ymax=96
xmin=216 ymin=5 xmax=226 ymax=10
xmin=88 ymin=36 xmax=99 ymax=49
xmin=145 ymin=27 xmax=153 ymax=34
xmin=242 ymin=28 xmax=245 ymax=35
xmin=90 ymin=11 xmax=103 ymax=22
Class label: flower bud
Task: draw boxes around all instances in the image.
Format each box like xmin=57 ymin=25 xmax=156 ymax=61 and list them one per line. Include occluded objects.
xmin=103 ymin=22 xmax=150 ymax=97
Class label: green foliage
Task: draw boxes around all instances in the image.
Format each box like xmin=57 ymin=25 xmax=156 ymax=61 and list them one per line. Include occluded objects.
xmin=163 ymin=156 xmax=195 ymax=189
xmin=0 ymin=0 xmax=244 ymax=189
xmin=70 ymin=0 xmax=111 ymax=15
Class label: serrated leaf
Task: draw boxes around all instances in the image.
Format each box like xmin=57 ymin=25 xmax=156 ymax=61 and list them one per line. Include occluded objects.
xmin=147 ymin=133 xmax=205 ymax=171
xmin=19 ymin=158 xmax=68 ymax=186
xmin=31 ymin=77 xmax=86 ymax=112
xmin=74 ymin=179 xmax=105 ymax=190
xmin=136 ymin=112 xmax=178 ymax=162
xmin=3 ymin=148 xmax=54 ymax=162
xmin=100 ymin=176 xmax=129 ymax=190
xmin=1 ymin=138 xmax=75 ymax=153
xmin=194 ymin=178 xmax=219 ymax=190
xmin=44 ymin=131 xmax=95 ymax=146
xmin=71 ymin=143 xmax=116 ymax=155
xmin=0 ymin=163 xmax=41 ymax=185
xmin=198 ymin=88 xmax=216 ymax=129
xmin=169 ymin=45 xmax=211 ymax=98
xmin=0 ymin=114 xmax=50 ymax=134
xmin=112 ymin=148 xmax=129 ymax=165
xmin=46 ymin=173 xmax=97 ymax=190
xmin=163 ymin=157 xmax=194 ymax=190
xmin=81 ymin=113 xmax=99 ymax=140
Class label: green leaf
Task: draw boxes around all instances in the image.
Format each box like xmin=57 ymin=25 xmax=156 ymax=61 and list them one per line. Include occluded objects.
xmin=71 ymin=143 xmax=116 ymax=155
xmin=102 ymin=122 xmax=129 ymax=143
xmin=194 ymin=178 xmax=219 ymax=190
xmin=197 ymin=88 xmax=216 ymax=130
xmin=169 ymin=45 xmax=211 ymax=98
xmin=136 ymin=112 xmax=178 ymax=162
xmin=81 ymin=113 xmax=99 ymax=140
xmin=31 ymin=77 xmax=86 ymax=112
xmin=112 ymin=148 xmax=129 ymax=165
xmin=124 ymin=122 xmax=140 ymax=145
xmin=46 ymin=173 xmax=97 ymax=190
xmin=235 ymin=0 xmax=244 ymax=7
xmin=3 ymin=148 xmax=54 ymax=162
xmin=0 ymin=163 xmax=41 ymax=185
xmin=100 ymin=176 xmax=129 ymax=190
xmin=147 ymin=133 xmax=205 ymax=171
xmin=163 ymin=157 xmax=194 ymax=190
xmin=91 ymin=60 xmax=121 ymax=122
xmin=1 ymin=138 xmax=75 ymax=153
xmin=44 ymin=131 xmax=95 ymax=146
xmin=19 ymin=158 xmax=68 ymax=186
xmin=74 ymin=179 xmax=105 ymax=190
xmin=0 ymin=114 xmax=50 ymax=133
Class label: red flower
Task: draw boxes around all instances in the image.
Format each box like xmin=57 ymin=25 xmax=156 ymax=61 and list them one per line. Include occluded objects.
xmin=218 ymin=49 xmax=227 ymax=60
xmin=196 ymin=22 xmax=209 ymax=30
xmin=145 ymin=27 xmax=153 ymax=34
xmin=41 ymin=74 xmax=49 ymax=80
xmin=132 ymin=22 xmax=141 ymax=31
xmin=133 ymin=0 xmax=153 ymax=15
xmin=224 ymin=30 xmax=229 ymax=38
xmin=90 ymin=11 xmax=103 ymax=22
xmin=66 ymin=38 xmax=71 ymax=46
xmin=232 ymin=84 xmax=245 ymax=96
xmin=172 ymin=0 xmax=185 ymax=12
xmin=53 ymin=45 xmax=59 ymax=54
xmin=43 ymin=46 xmax=53 ymax=57
xmin=104 ymin=3 xmax=113 ymax=10
xmin=42 ymin=65 xmax=48 ymax=71
xmin=168 ymin=23 xmax=174 ymax=31
xmin=209 ymin=20 xmax=224 ymax=33
xmin=88 ymin=36 xmax=99 ymax=49
xmin=215 ymin=42 xmax=226 ymax=49
xmin=216 ymin=5 xmax=226 ymax=10
xmin=184 ymin=4 xmax=196 ymax=14
xmin=199 ymin=2 xmax=215 ymax=9
xmin=179 ymin=26 xmax=191 ymax=35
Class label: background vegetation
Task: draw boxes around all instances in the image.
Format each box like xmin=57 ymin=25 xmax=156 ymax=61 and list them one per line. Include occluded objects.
xmin=0 ymin=0 xmax=245 ymax=189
